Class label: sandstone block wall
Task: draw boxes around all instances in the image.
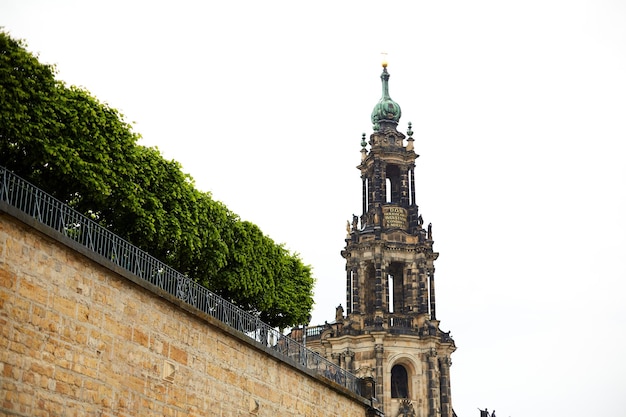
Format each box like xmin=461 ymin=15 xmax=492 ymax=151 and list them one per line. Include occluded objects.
xmin=0 ymin=212 xmax=369 ymax=417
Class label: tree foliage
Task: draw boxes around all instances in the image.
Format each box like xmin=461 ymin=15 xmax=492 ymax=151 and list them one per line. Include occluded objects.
xmin=0 ymin=31 xmax=314 ymax=328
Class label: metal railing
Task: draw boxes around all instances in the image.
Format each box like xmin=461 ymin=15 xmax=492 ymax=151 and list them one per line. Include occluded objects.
xmin=0 ymin=165 xmax=364 ymax=396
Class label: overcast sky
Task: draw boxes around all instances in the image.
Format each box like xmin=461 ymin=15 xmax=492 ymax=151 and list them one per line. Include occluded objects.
xmin=3 ymin=1 xmax=626 ymax=416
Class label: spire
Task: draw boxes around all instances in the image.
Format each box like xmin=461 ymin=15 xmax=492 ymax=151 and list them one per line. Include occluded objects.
xmin=371 ymin=62 xmax=402 ymax=132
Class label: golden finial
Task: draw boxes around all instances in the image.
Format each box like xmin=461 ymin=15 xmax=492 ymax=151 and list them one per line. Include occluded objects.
xmin=381 ymin=52 xmax=388 ymax=68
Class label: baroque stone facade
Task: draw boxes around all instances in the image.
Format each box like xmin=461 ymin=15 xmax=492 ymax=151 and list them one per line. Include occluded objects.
xmin=303 ymin=65 xmax=456 ymax=417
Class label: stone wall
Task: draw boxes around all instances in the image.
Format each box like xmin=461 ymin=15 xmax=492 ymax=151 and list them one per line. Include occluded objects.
xmin=0 ymin=211 xmax=371 ymax=417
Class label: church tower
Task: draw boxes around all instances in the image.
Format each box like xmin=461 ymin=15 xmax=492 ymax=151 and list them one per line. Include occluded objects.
xmin=306 ymin=63 xmax=456 ymax=417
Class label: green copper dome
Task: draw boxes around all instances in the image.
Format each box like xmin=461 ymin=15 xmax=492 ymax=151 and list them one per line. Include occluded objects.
xmin=371 ymin=64 xmax=401 ymax=131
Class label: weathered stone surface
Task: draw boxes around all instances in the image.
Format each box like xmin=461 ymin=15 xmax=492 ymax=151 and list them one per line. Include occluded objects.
xmin=0 ymin=213 xmax=369 ymax=416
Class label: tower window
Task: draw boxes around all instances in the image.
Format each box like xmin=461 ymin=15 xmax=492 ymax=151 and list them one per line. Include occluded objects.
xmin=385 ymin=164 xmax=401 ymax=204
xmin=388 ymin=263 xmax=405 ymax=314
xmin=391 ymin=364 xmax=409 ymax=398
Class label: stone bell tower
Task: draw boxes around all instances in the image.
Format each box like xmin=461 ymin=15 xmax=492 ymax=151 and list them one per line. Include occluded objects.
xmin=305 ymin=63 xmax=456 ymax=417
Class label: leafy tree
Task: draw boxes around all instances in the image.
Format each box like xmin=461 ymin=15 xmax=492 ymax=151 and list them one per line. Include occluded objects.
xmin=0 ymin=33 xmax=140 ymax=214
xmin=259 ymin=251 xmax=315 ymax=329
xmin=0 ymin=31 xmax=314 ymax=327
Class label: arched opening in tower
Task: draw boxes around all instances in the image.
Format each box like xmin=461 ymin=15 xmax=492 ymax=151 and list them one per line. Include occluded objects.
xmin=391 ymin=364 xmax=409 ymax=398
xmin=385 ymin=164 xmax=401 ymax=204
xmin=388 ymin=262 xmax=405 ymax=313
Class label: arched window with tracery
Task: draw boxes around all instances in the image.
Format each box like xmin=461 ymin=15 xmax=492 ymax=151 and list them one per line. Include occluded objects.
xmin=391 ymin=364 xmax=409 ymax=398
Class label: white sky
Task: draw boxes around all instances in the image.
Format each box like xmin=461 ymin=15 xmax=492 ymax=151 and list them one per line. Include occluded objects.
xmin=3 ymin=1 xmax=626 ymax=416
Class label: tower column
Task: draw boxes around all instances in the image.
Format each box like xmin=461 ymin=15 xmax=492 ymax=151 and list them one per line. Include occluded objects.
xmin=352 ymin=268 xmax=360 ymax=314
xmin=409 ymin=168 xmax=416 ymax=206
xmin=375 ymin=344 xmax=384 ymax=408
xmin=346 ymin=268 xmax=353 ymax=315
xmin=399 ymin=265 xmax=410 ymax=315
xmin=372 ymin=162 xmax=382 ymax=206
xmin=439 ymin=356 xmax=452 ymax=417
xmin=427 ymin=349 xmax=440 ymax=417
xmin=382 ymin=260 xmax=390 ymax=313
xmin=418 ymin=264 xmax=429 ymax=314
xmin=429 ymin=268 xmax=436 ymax=320
xmin=362 ymin=176 xmax=367 ymax=216
xmin=381 ymin=162 xmax=388 ymax=203
xmin=400 ymin=168 xmax=409 ymax=206
xmin=360 ymin=263 xmax=370 ymax=315
xmin=375 ymin=261 xmax=383 ymax=312
xmin=408 ymin=262 xmax=419 ymax=313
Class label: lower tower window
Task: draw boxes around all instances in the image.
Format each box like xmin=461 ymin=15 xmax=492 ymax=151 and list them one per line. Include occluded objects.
xmin=391 ymin=364 xmax=409 ymax=398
